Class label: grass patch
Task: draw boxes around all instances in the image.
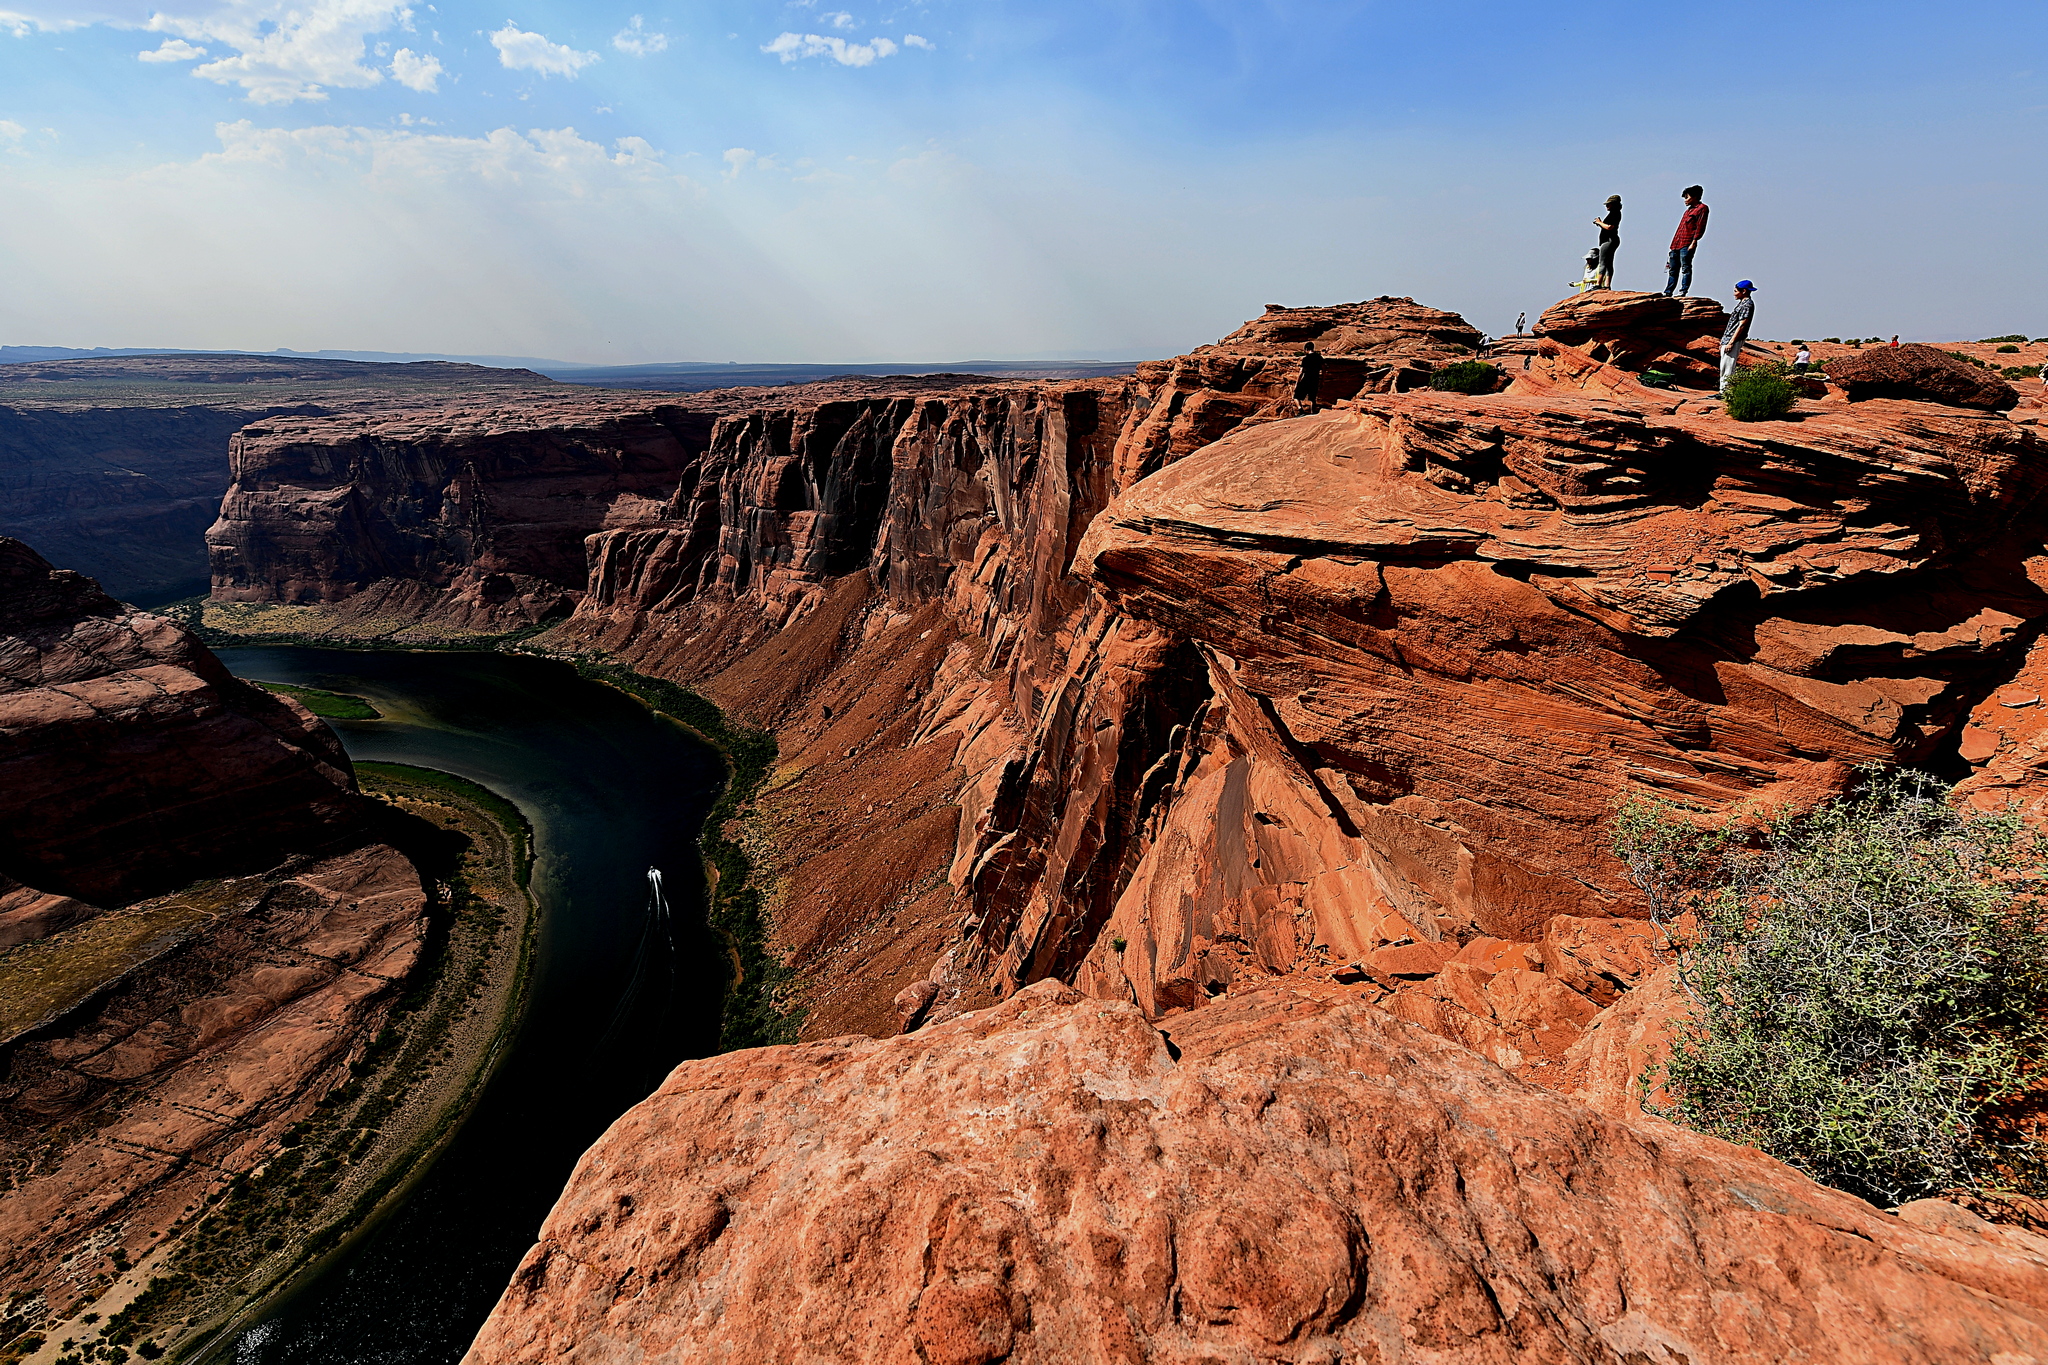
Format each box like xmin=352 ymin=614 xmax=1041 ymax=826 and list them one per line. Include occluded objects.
xmin=1428 ymin=359 xmax=1502 ymax=394
xmin=356 ymin=762 xmax=532 ymax=890
xmin=562 ymin=657 xmax=799 ymax=1049
xmin=1723 ymin=361 xmax=1798 ymax=421
xmin=0 ymin=883 xmax=249 ymax=1043
xmin=1614 ymin=769 xmax=2048 ymax=1206
xmin=251 ymin=680 xmax=379 ymax=721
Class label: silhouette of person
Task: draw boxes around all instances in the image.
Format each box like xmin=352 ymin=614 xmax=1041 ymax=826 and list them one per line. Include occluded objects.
xmin=1294 ymin=341 xmax=1322 ymax=413
xmin=1594 ymin=195 xmax=1622 ymax=290
xmin=1516 ymin=312 xmax=1527 ymax=335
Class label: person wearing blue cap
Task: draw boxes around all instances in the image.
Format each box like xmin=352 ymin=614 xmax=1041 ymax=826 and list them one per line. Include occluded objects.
xmin=1719 ymin=281 xmax=1755 ymax=394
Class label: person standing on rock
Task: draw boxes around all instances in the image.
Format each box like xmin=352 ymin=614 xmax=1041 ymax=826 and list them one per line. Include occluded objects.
xmin=1720 ymin=281 xmax=1756 ymax=393
xmin=1516 ymin=311 xmax=1527 ymax=335
xmin=1594 ymin=195 xmax=1622 ymax=290
xmin=1792 ymin=343 xmax=1812 ymax=374
xmin=1663 ymin=185 xmax=1709 ymax=297
xmin=1294 ymin=341 xmax=1322 ymax=414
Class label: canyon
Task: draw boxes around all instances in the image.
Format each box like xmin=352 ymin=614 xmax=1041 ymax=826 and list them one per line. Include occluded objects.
xmin=184 ymin=296 xmax=2048 ymax=1357
xmin=10 ymin=290 xmax=2048 ymax=1360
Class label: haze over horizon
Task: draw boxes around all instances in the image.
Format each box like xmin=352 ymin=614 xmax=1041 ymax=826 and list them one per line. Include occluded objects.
xmin=2 ymin=1 xmax=2042 ymax=364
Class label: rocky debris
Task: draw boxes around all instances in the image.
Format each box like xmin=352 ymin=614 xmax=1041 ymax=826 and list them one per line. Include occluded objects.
xmin=0 ymin=536 xmax=366 ymax=903
xmin=1534 ymin=289 xmax=1728 ymax=386
xmin=0 ymin=844 xmax=427 ymax=1318
xmin=1826 ymin=341 xmax=2019 ymax=409
xmin=467 ymin=980 xmax=2048 ymax=1365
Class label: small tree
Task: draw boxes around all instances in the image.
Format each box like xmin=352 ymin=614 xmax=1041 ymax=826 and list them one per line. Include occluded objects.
xmin=1429 ymin=359 xmax=1501 ymax=394
xmin=1613 ymin=770 xmax=2048 ymax=1206
xmin=1722 ymin=360 xmax=1798 ymax=421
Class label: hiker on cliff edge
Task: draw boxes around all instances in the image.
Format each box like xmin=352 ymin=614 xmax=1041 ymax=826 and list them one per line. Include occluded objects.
xmin=1593 ymin=195 xmax=1622 ymax=290
xmin=1294 ymin=341 xmax=1322 ymax=414
xmin=1719 ymin=281 xmax=1755 ymax=393
xmin=1663 ymin=185 xmax=1709 ymax=297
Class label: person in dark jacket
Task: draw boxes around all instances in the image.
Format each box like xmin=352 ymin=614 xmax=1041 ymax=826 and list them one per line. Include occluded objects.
xmin=1664 ymin=185 xmax=1709 ymax=296
xmin=1593 ymin=195 xmax=1622 ymax=290
xmin=1294 ymin=341 xmax=1321 ymax=413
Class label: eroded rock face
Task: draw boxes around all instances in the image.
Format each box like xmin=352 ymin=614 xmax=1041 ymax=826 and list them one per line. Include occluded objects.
xmin=1827 ymin=342 xmax=2020 ymax=409
xmin=466 ymin=981 xmax=2048 ymax=1365
xmin=0 ymin=537 xmax=365 ymax=903
xmin=0 ymin=844 xmax=428 ymax=1316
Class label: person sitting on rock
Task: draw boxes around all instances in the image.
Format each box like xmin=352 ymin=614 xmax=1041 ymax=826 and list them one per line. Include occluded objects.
xmin=1720 ymin=281 xmax=1756 ymax=393
xmin=1792 ymin=343 xmax=1812 ymax=374
xmin=1594 ymin=195 xmax=1622 ymax=290
xmin=1294 ymin=341 xmax=1322 ymax=414
xmin=1663 ymin=185 xmax=1709 ymax=297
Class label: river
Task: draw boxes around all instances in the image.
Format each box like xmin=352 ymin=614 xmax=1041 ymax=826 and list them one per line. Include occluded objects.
xmin=211 ymin=647 xmax=727 ymax=1364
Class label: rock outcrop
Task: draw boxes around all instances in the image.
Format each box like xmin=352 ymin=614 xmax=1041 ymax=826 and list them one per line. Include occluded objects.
xmin=1533 ymin=290 xmax=1728 ymax=385
xmin=1826 ymin=341 xmax=2020 ymax=409
xmin=467 ymin=980 xmax=2048 ymax=1365
xmin=0 ymin=353 xmax=558 ymax=603
xmin=0 ymin=536 xmax=366 ymax=904
xmin=0 ymin=845 xmax=429 ymax=1331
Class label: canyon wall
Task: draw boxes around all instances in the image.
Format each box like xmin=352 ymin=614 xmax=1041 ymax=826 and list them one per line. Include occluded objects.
xmin=0 ymin=537 xmax=368 ymax=906
xmin=199 ymin=297 xmax=2048 ymax=1360
xmin=204 ymin=298 xmax=2048 ymax=1076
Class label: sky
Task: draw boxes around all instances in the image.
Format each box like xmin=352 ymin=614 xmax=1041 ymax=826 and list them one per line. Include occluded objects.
xmin=0 ymin=1 xmax=2043 ymax=363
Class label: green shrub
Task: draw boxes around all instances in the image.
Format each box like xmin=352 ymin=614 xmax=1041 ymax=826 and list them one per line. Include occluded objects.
xmin=2004 ymin=365 xmax=2042 ymax=380
xmin=1613 ymin=770 xmax=2048 ymax=1206
xmin=1721 ymin=361 xmax=1797 ymax=421
xmin=1982 ymin=334 xmax=2028 ymax=344
xmin=1997 ymin=344 xmax=2021 ymax=353
xmin=1428 ymin=359 xmax=1500 ymax=394
xmin=1821 ymin=336 xmax=1841 ymax=343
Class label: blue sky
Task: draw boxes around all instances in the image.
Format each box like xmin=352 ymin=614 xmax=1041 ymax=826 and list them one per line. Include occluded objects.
xmin=1 ymin=2 xmax=2043 ymax=362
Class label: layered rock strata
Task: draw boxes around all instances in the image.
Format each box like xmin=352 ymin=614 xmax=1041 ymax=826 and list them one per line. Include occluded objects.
xmin=208 ymin=299 xmax=2048 ymax=1079
xmin=467 ymin=980 xmax=2048 ymax=1365
xmin=0 ymin=846 xmax=428 ymax=1324
xmin=0 ymin=537 xmax=366 ymax=905
xmin=0 ymin=354 xmax=558 ymax=603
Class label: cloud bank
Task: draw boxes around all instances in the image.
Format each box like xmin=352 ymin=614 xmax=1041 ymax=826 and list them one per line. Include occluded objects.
xmin=763 ymin=32 xmax=901 ymax=67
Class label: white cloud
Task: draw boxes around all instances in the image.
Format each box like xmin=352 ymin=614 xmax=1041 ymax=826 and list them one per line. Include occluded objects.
xmin=388 ymin=46 xmax=440 ymax=91
xmin=138 ymin=1 xmax=414 ymax=105
xmin=821 ymin=11 xmax=853 ymax=29
xmin=903 ymin=33 xmax=933 ymax=50
xmin=138 ymin=37 xmax=209 ymax=62
xmin=722 ymin=147 xmax=754 ymax=179
xmin=612 ymin=15 xmax=665 ymax=57
xmin=762 ymin=31 xmax=898 ymax=67
xmin=0 ymin=120 xmax=24 ymax=141
xmin=491 ymin=23 xmax=599 ymax=77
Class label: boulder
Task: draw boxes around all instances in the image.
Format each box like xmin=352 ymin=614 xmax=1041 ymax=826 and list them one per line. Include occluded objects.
xmin=1827 ymin=343 xmax=2019 ymax=409
xmin=468 ymin=981 xmax=2048 ymax=1365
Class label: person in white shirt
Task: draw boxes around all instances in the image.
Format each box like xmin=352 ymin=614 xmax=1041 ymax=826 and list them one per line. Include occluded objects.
xmin=1719 ymin=281 xmax=1755 ymax=393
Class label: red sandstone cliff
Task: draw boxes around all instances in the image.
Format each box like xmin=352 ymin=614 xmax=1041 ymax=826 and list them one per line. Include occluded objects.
xmin=0 ymin=537 xmax=368 ymax=905
xmin=206 ymin=298 xmax=2048 ymax=1359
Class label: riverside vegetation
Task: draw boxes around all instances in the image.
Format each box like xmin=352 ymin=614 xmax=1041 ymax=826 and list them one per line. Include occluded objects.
xmin=560 ymin=658 xmax=794 ymax=1048
xmin=1614 ymin=770 xmax=2048 ymax=1209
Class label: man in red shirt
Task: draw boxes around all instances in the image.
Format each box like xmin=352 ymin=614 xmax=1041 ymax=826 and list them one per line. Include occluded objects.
xmin=1663 ymin=185 xmax=1709 ymax=297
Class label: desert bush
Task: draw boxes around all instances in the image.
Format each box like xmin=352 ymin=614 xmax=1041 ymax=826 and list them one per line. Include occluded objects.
xmin=1428 ymin=359 xmax=1500 ymax=394
xmin=2004 ymin=365 xmax=2042 ymax=380
xmin=1613 ymin=770 xmax=2048 ymax=1206
xmin=1983 ymin=334 xmax=2028 ymax=344
xmin=1722 ymin=361 xmax=1797 ymax=421
xmin=1821 ymin=336 xmax=1841 ymax=343
xmin=1998 ymin=344 xmax=2022 ymax=353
